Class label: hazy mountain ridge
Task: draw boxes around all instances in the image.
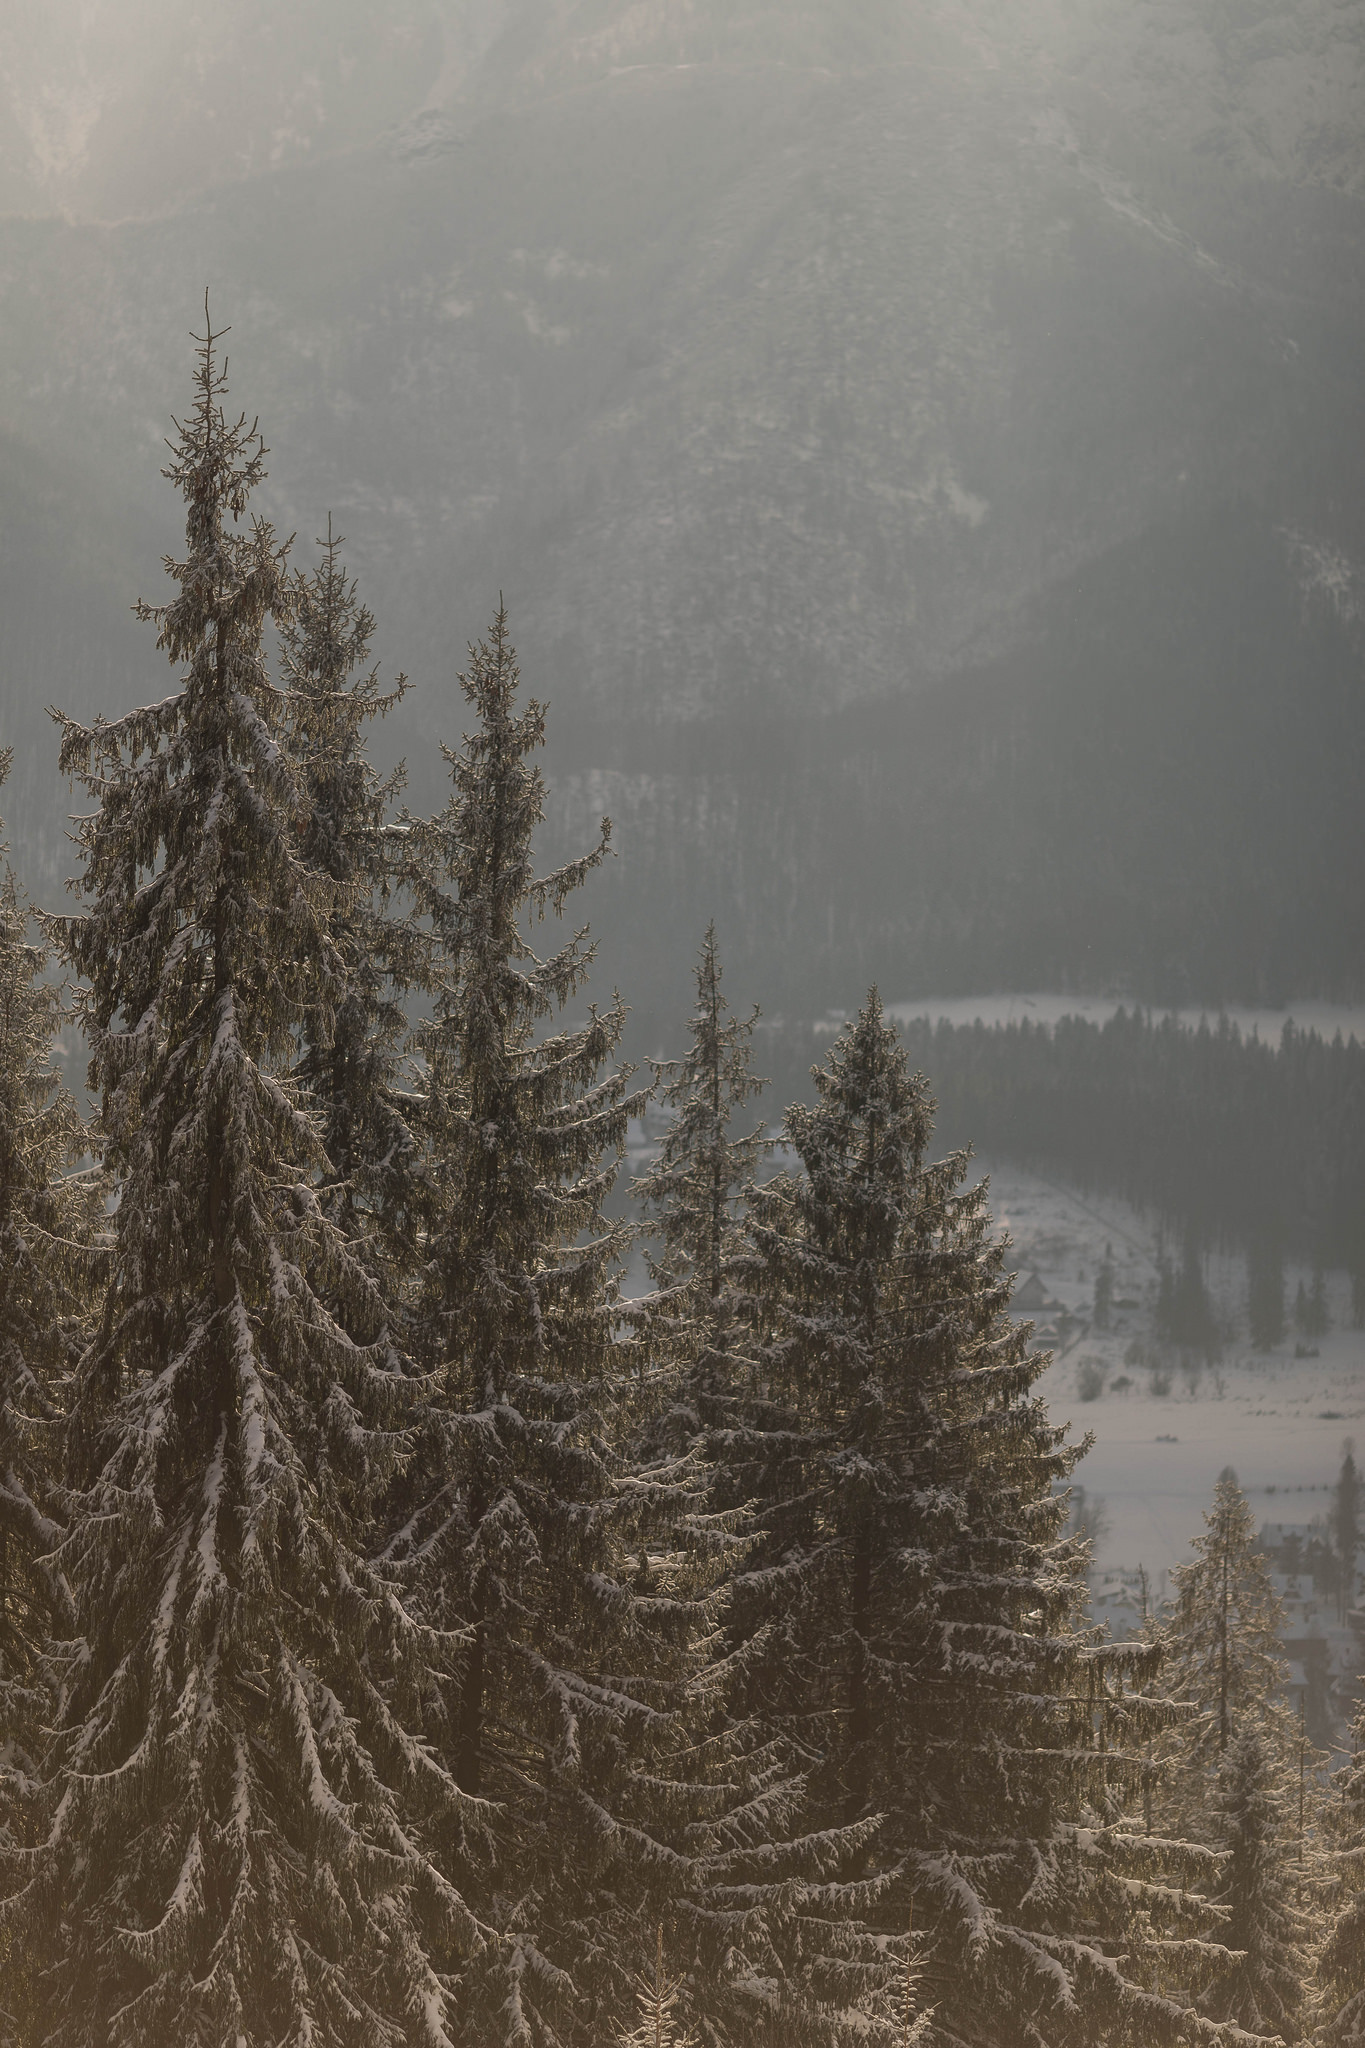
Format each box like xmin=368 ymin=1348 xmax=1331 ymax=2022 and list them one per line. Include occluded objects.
xmin=4 ymin=0 xmax=1361 ymax=220
xmin=0 ymin=0 xmax=1362 ymax=1024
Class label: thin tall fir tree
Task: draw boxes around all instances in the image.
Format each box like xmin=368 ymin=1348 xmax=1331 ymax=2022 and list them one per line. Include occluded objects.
xmin=633 ymin=921 xmax=767 ymax=1406
xmin=630 ymin=931 xmax=887 ymax=2048
xmin=5 ymin=314 xmax=472 ymax=2047
xmin=279 ymin=517 xmax=421 ymax=1303
xmin=1158 ymin=1467 xmax=1293 ymax=1835
xmin=393 ymin=606 xmax=722 ymax=2046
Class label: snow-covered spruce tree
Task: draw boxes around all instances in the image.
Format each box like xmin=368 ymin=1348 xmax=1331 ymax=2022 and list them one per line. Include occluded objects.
xmin=0 ymin=755 xmax=102 ymax=1761
xmin=0 ymin=763 xmax=103 ymax=2044
xmin=1322 ymin=1693 xmax=1365 ymax=2046
xmin=632 ymin=921 xmax=767 ymax=1409
xmin=629 ymin=937 xmax=899 ymax=2048
xmin=6 ymin=321 xmax=473 ymax=2047
xmin=395 ymin=624 xmax=857 ymax=2048
xmin=1158 ymin=1468 xmax=1293 ymax=1835
xmin=394 ymin=606 xmax=726 ymax=2046
xmin=399 ymin=602 xmax=632 ymax=1406
xmin=280 ymin=518 xmax=421 ymax=1283
xmin=1202 ymin=1725 xmax=1317 ymax=2042
xmin=735 ymin=992 xmax=1232 ymax=2047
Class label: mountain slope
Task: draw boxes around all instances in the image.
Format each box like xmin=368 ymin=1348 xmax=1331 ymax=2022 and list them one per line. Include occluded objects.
xmin=0 ymin=0 xmax=1361 ymax=1028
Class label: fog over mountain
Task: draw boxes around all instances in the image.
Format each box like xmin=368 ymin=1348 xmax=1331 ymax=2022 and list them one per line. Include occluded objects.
xmin=2 ymin=0 xmax=1363 ymax=1034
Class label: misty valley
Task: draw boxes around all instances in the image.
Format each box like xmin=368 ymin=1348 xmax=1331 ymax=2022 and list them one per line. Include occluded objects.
xmin=2 ymin=3 xmax=1365 ymax=2044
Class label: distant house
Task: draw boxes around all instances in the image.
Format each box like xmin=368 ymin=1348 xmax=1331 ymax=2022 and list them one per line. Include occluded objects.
xmin=1259 ymin=1520 xmax=1338 ymax=1596
xmin=1259 ymin=1521 xmax=1317 ymax=1573
xmin=1014 ymin=1271 xmax=1069 ymax=1320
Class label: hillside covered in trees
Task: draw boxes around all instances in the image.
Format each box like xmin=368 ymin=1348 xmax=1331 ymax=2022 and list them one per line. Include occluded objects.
xmin=2 ymin=0 xmax=1365 ymax=1034
xmin=1 ymin=326 xmax=1364 ymax=2048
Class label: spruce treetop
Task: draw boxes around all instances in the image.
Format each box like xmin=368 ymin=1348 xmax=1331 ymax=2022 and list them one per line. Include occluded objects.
xmin=280 ymin=518 xmax=418 ymax=1256
xmin=281 ymin=513 xmax=407 ymax=892
xmin=785 ymin=988 xmax=929 ymax=1260
xmin=1166 ymin=1468 xmax=1290 ymax=1776
xmin=633 ymin=922 xmax=767 ymax=1395
xmin=639 ymin=921 xmax=766 ymax=1298
xmin=404 ymin=599 xmax=638 ymax=1403
xmin=52 ymin=306 xmax=307 ymax=1093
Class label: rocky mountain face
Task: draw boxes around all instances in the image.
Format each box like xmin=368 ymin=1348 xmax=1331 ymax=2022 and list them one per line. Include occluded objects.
xmin=1 ymin=0 xmax=1363 ymax=1032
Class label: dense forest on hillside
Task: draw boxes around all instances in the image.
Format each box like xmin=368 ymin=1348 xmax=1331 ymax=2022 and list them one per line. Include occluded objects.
xmin=4 ymin=1 xmax=1365 ymax=1031
xmin=567 ymin=505 xmax=1365 ymax=1031
xmin=2 ymin=327 xmax=1365 ymax=2048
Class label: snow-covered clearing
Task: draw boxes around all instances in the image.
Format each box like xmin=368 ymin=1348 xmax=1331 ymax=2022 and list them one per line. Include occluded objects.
xmin=976 ymin=1155 xmax=1363 ymax=1585
xmin=620 ymin=1128 xmax=1362 ymax=1612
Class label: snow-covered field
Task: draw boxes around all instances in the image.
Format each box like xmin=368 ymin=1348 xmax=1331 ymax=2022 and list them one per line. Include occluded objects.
xmin=619 ymin=1128 xmax=1362 ymax=1605
xmin=978 ymin=1155 xmax=1363 ymax=1584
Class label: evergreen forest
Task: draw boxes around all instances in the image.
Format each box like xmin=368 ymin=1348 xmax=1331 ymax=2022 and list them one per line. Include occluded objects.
xmin=4 ymin=326 xmax=1365 ymax=2048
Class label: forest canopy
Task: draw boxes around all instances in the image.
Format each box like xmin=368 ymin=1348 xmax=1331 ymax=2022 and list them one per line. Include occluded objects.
xmin=0 ymin=321 xmax=1359 ymax=2048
